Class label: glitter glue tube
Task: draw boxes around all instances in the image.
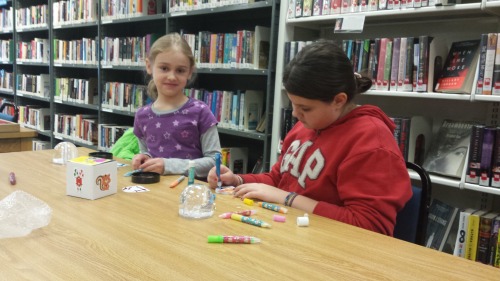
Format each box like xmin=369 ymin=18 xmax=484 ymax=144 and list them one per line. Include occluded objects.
xmin=219 ymin=209 xmax=257 ymax=219
xmin=207 ymin=235 xmax=261 ymax=244
xmin=230 ymin=214 xmax=271 ymax=228
xmin=257 ymin=202 xmax=288 ymax=214
xmin=187 ymin=160 xmax=196 ymax=185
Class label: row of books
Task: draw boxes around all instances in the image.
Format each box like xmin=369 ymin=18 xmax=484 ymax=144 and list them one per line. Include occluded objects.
xmin=0 ymin=39 xmax=12 ymax=62
xmin=101 ymin=0 xmax=163 ymax=20
xmin=15 ymin=73 xmax=50 ymax=98
xmin=426 ymin=198 xmax=500 ymax=267
xmin=101 ymin=34 xmax=158 ymax=66
xmin=98 ymin=124 xmax=131 ymax=151
xmin=170 ymin=0 xmax=258 ymax=13
xmin=16 ymin=38 xmax=50 ymax=63
xmin=15 ymin=4 xmax=48 ymax=30
xmin=288 ymin=0 xmax=457 ymax=19
xmin=18 ymin=105 xmax=50 ymax=131
xmin=101 ymin=81 xmax=150 ymax=112
xmin=475 ymin=33 xmax=500 ymax=96
xmin=465 ymin=125 xmax=500 ymax=188
xmin=53 ymin=0 xmax=98 ymax=25
xmin=32 ymin=139 xmax=50 ymax=151
xmin=54 ymin=113 xmax=99 ymax=146
xmin=184 ymin=88 xmax=266 ymax=132
xmin=54 ymin=77 xmax=98 ymax=105
xmin=181 ymin=26 xmax=271 ymax=70
xmin=0 ymin=69 xmax=13 ymax=90
xmin=0 ymin=7 xmax=13 ymax=30
xmin=54 ymin=37 xmax=99 ymax=65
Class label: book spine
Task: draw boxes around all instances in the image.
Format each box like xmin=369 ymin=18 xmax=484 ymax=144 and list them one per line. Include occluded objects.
xmin=403 ymin=37 xmax=414 ymax=91
xmin=390 ymin=37 xmax=401 ymax=91
xmin=465 ymin=212 xmax=484 ymax=261
xmin=382 ymin=40 xmax=392 ymax=91
xmin=453 ymin=209 xmax=472 ymax=258
xmin=479 ymin=127 xmax=496 ymax=186
xmin=489 ymin=217 xmax=500 ymax=265
xmin=493 ymin=33 xmax=500 ymax=95
xmin=466 ymin=124 xmax=485 ymax=184
xmin=483 ymin=33 xmax=497 ymax=95
xmin=491 ymin=127 xmax=500 ymax=187
xmin=476 ymin=214 xmax=496 ymax=264
xmin=416 ymin=36 xmax=430 ymax=92
xmin=476 ymin=34 xmax=489 ymax=95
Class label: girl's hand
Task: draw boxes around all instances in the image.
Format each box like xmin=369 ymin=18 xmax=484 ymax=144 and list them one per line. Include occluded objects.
xmin=138 ymin=158 xmax=165 ymax=175
xmin=207 ymin=165 xmax=238 ymax=189
xmin=132 ymin=154 xmax=150 ymax=170
xmin=233 ymin=183 xmax=288 ymax=204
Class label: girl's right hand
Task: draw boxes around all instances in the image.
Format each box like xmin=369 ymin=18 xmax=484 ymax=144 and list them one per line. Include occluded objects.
xmin=132 ymin=154 xmax=150 ymax=170
xmin=207 ymin=165 xmax=238 ymax=189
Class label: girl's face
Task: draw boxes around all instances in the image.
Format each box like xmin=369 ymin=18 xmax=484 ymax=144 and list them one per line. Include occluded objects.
xmin=146 ymin=48 xmax=193 ymax=99
xmin=287 ymin=93 xmax=344 ymax=130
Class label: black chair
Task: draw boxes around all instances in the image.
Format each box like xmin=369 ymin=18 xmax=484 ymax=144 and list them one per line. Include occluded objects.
xmin=393 ymin=162 xmax=432 ymax=245
xmin=0 ymin=101 xmax=19 ymax=122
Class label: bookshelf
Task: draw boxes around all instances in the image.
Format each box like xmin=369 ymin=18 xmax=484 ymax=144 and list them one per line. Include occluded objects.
xmin=271 ymin=1 xmax=500 ymax=204
xmin=4 ymin=0 xmax=278 ymax=171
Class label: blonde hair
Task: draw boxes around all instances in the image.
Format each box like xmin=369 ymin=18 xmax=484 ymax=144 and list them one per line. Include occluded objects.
xmin=146 ymin=33 xmax=195 ymax=100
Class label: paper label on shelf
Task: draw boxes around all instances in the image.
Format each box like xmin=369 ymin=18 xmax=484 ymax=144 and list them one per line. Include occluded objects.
xmin=333 ymin=15 xmax=365 ymax=34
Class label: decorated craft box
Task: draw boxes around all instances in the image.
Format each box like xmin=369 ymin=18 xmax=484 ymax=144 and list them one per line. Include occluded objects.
xmin=66 ymin=156 xmax=117 ymax=200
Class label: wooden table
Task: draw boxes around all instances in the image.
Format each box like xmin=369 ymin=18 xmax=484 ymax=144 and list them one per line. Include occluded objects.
xmin=1 ymin=148 xmax=499 ymax=280
xmin=0 ymin=127 xmax=37 ymax=152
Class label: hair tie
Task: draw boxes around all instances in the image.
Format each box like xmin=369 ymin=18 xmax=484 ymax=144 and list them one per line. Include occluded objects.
xmin=354 ymin=72 xmax=362 ymax=79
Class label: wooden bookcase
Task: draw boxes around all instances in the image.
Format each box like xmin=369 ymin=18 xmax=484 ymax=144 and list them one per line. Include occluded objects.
xmin=271 ymin=0 xmax=500 ymax=208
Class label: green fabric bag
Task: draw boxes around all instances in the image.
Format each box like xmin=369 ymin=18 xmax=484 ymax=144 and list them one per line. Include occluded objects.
xmin=110 ymin=128 xmax=139 ymax=160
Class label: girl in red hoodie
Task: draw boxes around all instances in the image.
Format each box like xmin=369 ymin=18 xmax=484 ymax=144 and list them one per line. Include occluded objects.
xmin=208 ymin=40 xmax=412 ymax=236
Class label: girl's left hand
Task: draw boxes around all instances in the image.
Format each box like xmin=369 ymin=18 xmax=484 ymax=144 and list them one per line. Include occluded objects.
xmin=233 ymin=183 xmax=288 ymax=204
xmin=139 ymin=158 xmax=165 ymax=175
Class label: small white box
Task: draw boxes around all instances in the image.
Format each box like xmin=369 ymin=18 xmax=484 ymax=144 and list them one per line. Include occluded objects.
xmin=66 ymin=156 xmax=117 ymax=200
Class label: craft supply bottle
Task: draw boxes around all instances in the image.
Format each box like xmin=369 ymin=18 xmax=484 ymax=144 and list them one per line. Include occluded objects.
xmin=187 ymin=160 xmax=195 ymax=185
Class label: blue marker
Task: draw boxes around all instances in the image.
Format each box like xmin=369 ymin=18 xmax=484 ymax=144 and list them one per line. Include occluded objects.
xmin=215 ymin=152 xmax=222 ymax=189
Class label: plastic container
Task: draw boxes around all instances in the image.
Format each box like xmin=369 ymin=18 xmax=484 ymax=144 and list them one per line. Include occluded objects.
xmin=52 ymin=142 xmax=78 ymax=165
xmin=179 ymin=184 xmax=215 ymax=219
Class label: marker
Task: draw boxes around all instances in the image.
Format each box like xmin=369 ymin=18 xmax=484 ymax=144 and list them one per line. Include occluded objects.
xmin=169 ymin=175 xmax=186 ymax=188
xmin=208 ymin=235 xmax=261 ymax=244
xmin=219 ymin=209 xmax=257 ymax=219
xmin=230 ymin=214 xmax=271 ymax=228
xmin=215 ymin=152 xmax=222 ymax=189
xmin=124 ymin=169 xmax=142 ymax=177
xmin=257 ymin=202 xmax=288 ymax=214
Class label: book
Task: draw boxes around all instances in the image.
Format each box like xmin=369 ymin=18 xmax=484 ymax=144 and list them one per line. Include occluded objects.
xmin=489 ymin=216 xmax=500 ymax=266
xmin=476 ymin=212 xmax=499 ymax=264
xmin=441 ymin=209 xmax=461 ymax=254
xmin=465 ymin=209 xmax=489 ymax=261
xmin=479 ymin=127 xmax=496 ymax=186
xmin=491 ymin=127 xmax=500 ymax=187
xmin=465 ymin=124 xmax=486 ymax=184
xmin=422 ymin=119 xmax=475 ymax=178
xmin=243 ymin=90 xmax=264 ymax=131
xmin=253 ymin=26 xmax=270 ymax=69
xmin=221 ymin=147 xmax=249 ymax=174
xmin=482 ymin=33 xmax=497 ymax=95
xmin=475 ymin=34 xmax=489 ymax=95
xmin=453 ymin=208 xmax=477 ymax=258
xmin=407 ymin=116 xmax=433 ymax=166
xmin=425 ymin=199 xmax=459 ymax=251
xmin=434 ymin=39 xmax=481 ymax=94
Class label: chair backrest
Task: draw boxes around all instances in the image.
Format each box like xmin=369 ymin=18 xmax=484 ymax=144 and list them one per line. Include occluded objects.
xmin=0 ymin=102 xmax=19 ymax=123
xmin=393 ymin=161 xmax=432 ymax=245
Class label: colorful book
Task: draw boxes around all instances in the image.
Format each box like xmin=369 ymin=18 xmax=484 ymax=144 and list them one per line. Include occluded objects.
xmin=435 ymin=39 xmax=481 ymax=94
xmin=482 ymin=33 xmax=497 ymax=95
xmin=476 ymin=212 xmax=499 ymax=264
xmin=465 ymin=210 xmax=489 ymax=261
xmin=491 ymin=127 xmax=500 ymax=187
xmin=479 ymin=127 xmax=496 ymax=186
xmin=453 ymin=208 xmax=476 ymax=257
xmin=475 ymin=34 xmax=489 ymax=95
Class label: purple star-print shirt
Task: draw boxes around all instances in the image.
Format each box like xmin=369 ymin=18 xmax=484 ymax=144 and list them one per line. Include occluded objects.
xmin=133 ymin=98 xmax=218 ymax=159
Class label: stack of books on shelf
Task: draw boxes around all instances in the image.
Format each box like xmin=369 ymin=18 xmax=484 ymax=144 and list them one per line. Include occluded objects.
xmin=18 ymin=105 xmax=50 ymax=132
xmin=181 ymin=25 xmax=271 ymax=70
xmin=426 ymin=199 xmax=500 ymax=268
xmin=185 ymin=88 xmax=265 ymax=132
xmin=288 ymin=0 xmax=458 ymax=19
xmin=52 ymin=0 xmax=98 ymax=26
xmin=101 ymin=82 xmax=149 ymax=113
xmin=101 ymin=0 xmax=163 ymax=20
xmin=475 ymin=33 xmax=500 ymax=96
xmin=54 ymin=77 xmax=98 ymax=105
xmin=98 ymin=124 xmax=131 ymax=151
xmin=221 ymin=147 xmax=249 ymax=174
xmin=54 ymin=113 xmax=98 ymax=146
xmin=465 ymin=124 xmax=500 ymax=188
xmin=390 ymin=116 xmax=432 ymax=165
xmin=32 ymin=139 xmax=50 ymax=151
